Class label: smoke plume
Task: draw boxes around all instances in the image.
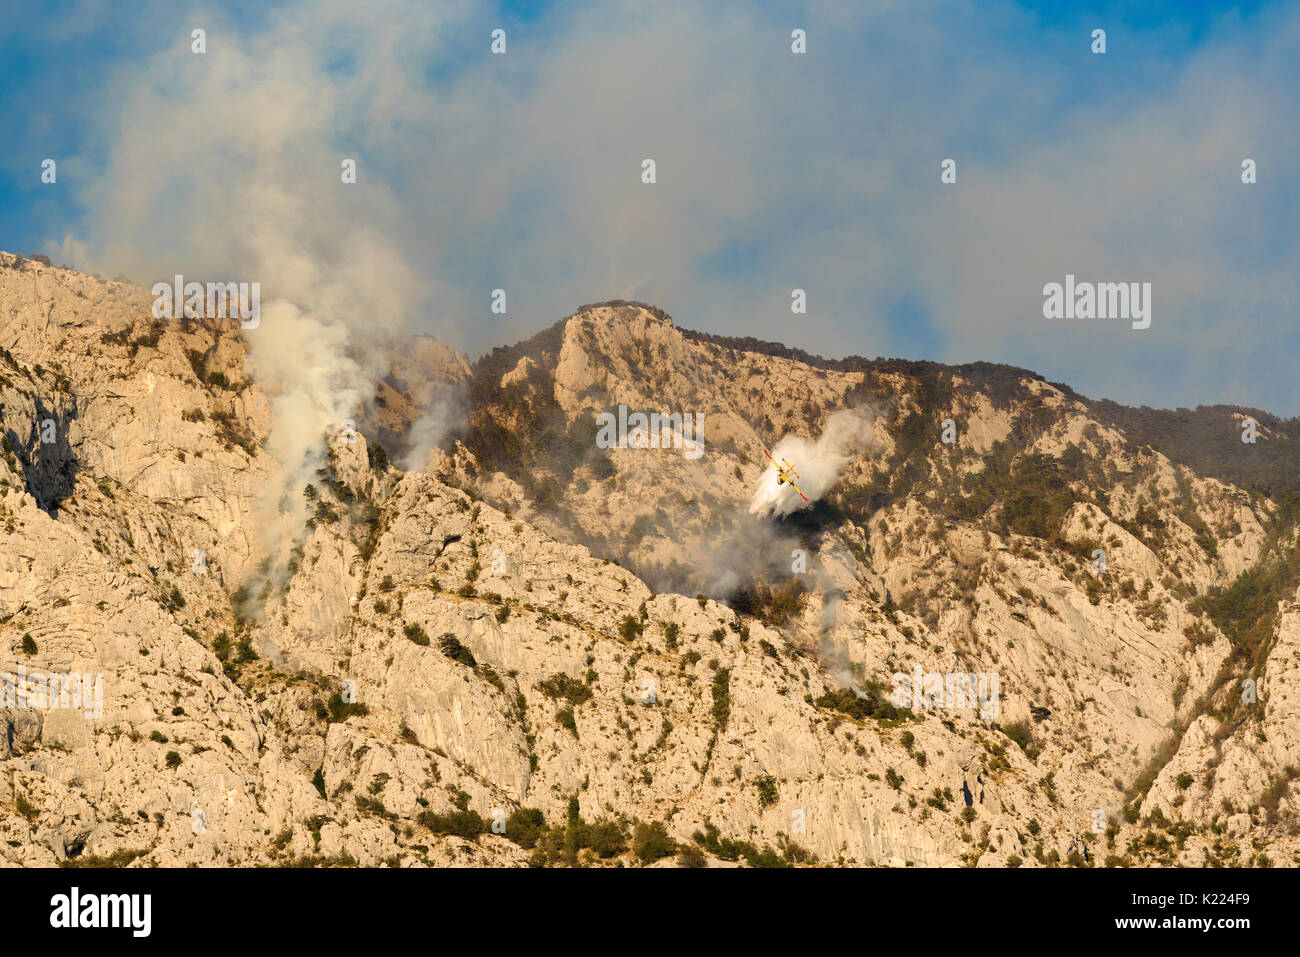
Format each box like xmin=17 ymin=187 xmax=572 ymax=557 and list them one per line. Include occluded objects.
xmin=401 ymin=385 xmax=467 ymax=473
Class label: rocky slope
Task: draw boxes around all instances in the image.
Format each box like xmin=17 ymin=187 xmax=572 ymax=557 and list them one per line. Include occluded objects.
xmin=2 ymin=257 xmax=1298 ymax=867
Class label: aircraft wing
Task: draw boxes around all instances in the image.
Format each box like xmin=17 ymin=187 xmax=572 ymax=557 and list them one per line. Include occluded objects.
xmin=787 ymin=477 xmax=810 ymax=502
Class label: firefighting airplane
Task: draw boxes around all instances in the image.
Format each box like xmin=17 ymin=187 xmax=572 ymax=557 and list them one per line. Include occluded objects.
xmin=762 ymin=448 xmax=809 ymax=502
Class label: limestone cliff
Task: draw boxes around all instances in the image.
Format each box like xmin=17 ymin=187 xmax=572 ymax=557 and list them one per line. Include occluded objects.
xmin=2 ymin=259 xmax=1296 ymax=868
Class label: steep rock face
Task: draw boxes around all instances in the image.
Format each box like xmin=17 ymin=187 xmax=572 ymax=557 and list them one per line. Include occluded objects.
xmin=0 ymin=252 xmax=272 ymax=585
xmin=3 ymin=264 xmax=1300 ymax=868
xmin=294 ymin=466 xmax=1079 ymax=865
xmin=444 ymin=301 xmax=1300 ymax=865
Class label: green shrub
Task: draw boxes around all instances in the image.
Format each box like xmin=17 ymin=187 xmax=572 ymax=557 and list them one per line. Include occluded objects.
xmin=727 ymin=578 xmax=809 ymax=626
xmin=678 ymin=844 xmax=708 ymax=868
xmin=437 ymin=634 xmax=475 ymax=665
xmin=538 ymin=673 xmax=592 ymax=706
xmin=325 ymin=692 xmax=368 ymax=723
xmin=1001 ymin=719 xmax=1036 ymax=757
xmin=504 ymin=808 xmax=547 ymax=849
xmin=418 ymin=809 xmax=486 ymax=840
xmin=711 ymin=668 xmax=731 ymax=730
xmin=631 ymin=821 xmax=677 ymax=864
xmin=814 ymin=686 xmax=903 ymax=722
xmin=556 ymin=707 xmax=577 ymax=736
xmin=588 ymin=821 xmax=628 ymax=858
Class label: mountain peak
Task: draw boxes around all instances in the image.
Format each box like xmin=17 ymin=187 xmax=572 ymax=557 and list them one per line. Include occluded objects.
xmin=3 ymin=259 xmax=1300 ymax=869
xmin=569 ymin=299 xmax=675 ymax=327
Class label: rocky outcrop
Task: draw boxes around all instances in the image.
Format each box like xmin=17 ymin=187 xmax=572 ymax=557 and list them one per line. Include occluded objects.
xmin=2 ymin=260 xmax=1299 ymax=867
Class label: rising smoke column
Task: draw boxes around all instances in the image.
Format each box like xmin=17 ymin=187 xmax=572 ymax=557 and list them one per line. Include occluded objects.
xmin=749 ymin=408 xmax=878 ymax=518
xmin=57 ymin=16 xmax=435 ymax=554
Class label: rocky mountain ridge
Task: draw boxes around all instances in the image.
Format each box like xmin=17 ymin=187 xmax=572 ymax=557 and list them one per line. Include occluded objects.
xmin=2 ymin=253 xmax=1298 ymax=867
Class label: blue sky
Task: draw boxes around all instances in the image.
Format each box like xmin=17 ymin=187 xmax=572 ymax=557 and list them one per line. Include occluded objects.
xmin=1 ymin=0 xmax=1296 ymax=414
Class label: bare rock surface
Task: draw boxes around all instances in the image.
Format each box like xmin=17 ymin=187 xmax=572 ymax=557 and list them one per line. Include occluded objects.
xmin=1 ymin=259 xmax=1298 ymax=867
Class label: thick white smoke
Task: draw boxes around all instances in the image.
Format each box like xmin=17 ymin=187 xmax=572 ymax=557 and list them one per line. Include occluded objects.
xmin=401 ymin=387 xmax=466 ymax=473
xmin=246 ymin=300 xmax=369 ymax=528
xmin=749 ymin=409 xmax=878 ymax=519
xmin=54 ymin=14 xmax=436 ymax=557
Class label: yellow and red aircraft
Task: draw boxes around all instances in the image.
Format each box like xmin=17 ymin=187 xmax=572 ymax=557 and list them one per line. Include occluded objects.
xmin=762 ymin=448 xmax=809 ymax=502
